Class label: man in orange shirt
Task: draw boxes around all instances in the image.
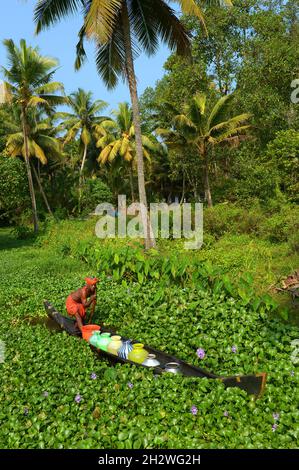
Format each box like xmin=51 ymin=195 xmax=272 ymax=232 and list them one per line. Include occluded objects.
xmin=66 ymin=277 xmax=99 ymax=331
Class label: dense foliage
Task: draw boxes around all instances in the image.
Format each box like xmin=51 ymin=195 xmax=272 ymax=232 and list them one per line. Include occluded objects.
xmin=0 ymin=1 xmax=298 ymax=222
xmin=0 ymin=156 xmax=30 ymax=223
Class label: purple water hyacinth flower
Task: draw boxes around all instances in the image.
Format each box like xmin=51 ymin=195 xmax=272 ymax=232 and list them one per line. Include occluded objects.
xmin=127 ymin=382 xmax=134 ymax=389
xmin=224 ymin=411 xmax=229 ymax=417
xmin=191 ymin=406 xmax=198 ymax=416
xmin=196 ymin=348 xmax=206 ymax=360
xmin=290 ymin=370 xmax=295 ymax=377
xmin=75 ymin=394 xmax=82 ymax=403
xmin=272 ymin=424 xmax=278 ymax=432
xmin=90 ymin=373 xmax=97 ymax=380
xmin=273 ymin=413 xmax=280 ymax=421
xmin=24 ymin=407 xmax=29 ymax=416
xmin=231 ymin=346 xmax=237 ymax=353
xmin=43 ymin=391 xmax=49 ymax=397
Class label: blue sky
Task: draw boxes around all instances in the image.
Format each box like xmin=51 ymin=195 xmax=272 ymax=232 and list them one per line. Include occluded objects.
xmin=0 ymin=0 xmax=173 ymax=113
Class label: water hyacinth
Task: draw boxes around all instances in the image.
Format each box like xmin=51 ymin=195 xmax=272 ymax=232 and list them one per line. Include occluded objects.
xmin=24 ymin=407 xmax=29 ymax=416
xmin=273 ymin=413 xmax=280 ymax=421
xmin=196 ymin=348 xmax=205 ymax=360
xmin=127 ymin=382 xmax=134 ymax=389
xmin=272 ymin=424 xmax=278 ymax=432
xmin=75 ymin=394 xmax=82 ymax=403
xmin=290 ymin=371 xmax=295 ymax=377
xmin=191 ymin=406 xmax=198 ymax=416
xmin=224 ymin=411 xmax=229 ymax=417
xmin=90 ymin=373 xmax=97 ymax=380
xmin=43 ymin=391 xmax=49 ymax=397
xmin=231 ymin=346 xmax=237 ymax=353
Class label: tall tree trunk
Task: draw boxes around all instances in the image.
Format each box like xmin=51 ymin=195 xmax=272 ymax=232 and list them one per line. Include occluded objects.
xmin=180 ymin=168 xmax=186 ymax=204
xmin=122 ymin=4 xmax=155 ymax=249
xmin=31 ymin=162 xmax=53 ymax=216
xmin=203 ymin=153 xmax=213 ymax=208
xmin=21 ymin=107 xmax=39 ymax=233
xmin=129 ymin=161 xmax=135 ymax=202
xmin=80 ymin=143 xmax=88 ymax=179
xmin=78 ymin=143 xmax=88 ymax=214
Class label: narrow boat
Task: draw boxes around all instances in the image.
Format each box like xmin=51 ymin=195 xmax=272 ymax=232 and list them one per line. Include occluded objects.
xmin=44 ymin=301 xmax=267 ymax=398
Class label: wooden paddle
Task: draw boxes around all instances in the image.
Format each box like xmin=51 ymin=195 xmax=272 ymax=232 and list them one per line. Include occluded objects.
xmin=88 ymin=285 xmax=97 ymax=324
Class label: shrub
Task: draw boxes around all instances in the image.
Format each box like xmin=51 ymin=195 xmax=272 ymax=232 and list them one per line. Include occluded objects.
xmin=204 ymin=203 xmax=263 ymax=238
xmin=0 ymin=156 xmax=30 ymax=223
xmin=265 ymin=130 xmax=299 ymax=203
xmin=80 ymin=178 xmax=114 ymax=215
xmin=258 ymin=205 xmax=299 ymax=243
xmin=11 ymin=225 xmax=34 ymax=240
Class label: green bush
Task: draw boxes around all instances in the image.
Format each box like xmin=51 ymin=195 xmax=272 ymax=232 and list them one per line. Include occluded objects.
xmin=0 ymin=156 xmax=30 ymax=223
xmin=265 ymin=130 xmax=299 ymax=203
xmin=11 ymin=225 xmax=34 ymax=240
xmin=204 ymin=203 xmax=264 ymax=238
xmin=258 ymin=205 xmax=299 ymax=243
xmin=80 ymin=178 xmax=114 ymax=215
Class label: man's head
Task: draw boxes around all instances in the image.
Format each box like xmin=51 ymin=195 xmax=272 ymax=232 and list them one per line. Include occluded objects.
xmin=85 ymin=277 xmax=99 ymax=294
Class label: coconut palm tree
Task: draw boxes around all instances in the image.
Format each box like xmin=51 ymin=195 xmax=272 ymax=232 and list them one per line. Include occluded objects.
xmin=58 ymin=89 xmax=107 ymax=179
xmin=157 ymin=93 xmax=252 ymax=207
xmin=0 ymin=104 xmax=63 ymax=215
xmin=95 ymin=102 xmax=163 ymax=202
xmin=56 ymin=88 xmax=108 ymax=211
xmin=1 ymin=39 xmax=65 ymax=232
xmin=34 ymin=0 xmax=232 ymax=246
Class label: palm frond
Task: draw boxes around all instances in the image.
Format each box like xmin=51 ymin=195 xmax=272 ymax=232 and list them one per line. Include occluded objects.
xmin=75 ymin=24 xmax=88 ymax=71
xmin=32 ymin=140 xmax=48 ymax=164
xmin=96 ymin=134 xmax=114 ymax=149
xmin=35 ymin=81 xmax=65 ymax=95
xmin=209 ymin=125 xmax=252 ymax=145
xmin=94 ymin=17 xmax=127 ymax=90
xmin=40 ymin=95 xmax=67 ymax=107
xmin=64 ymin=122 xmax=81 ymax=145
xmin=172 ymin=114 xmax=196 ymax=130
xmin=171 ymin=0 xmax=207 ymax=33
xmin=109 ymin=139 xmax=122 ymax=162
xmin=131 ymin=0 xmax=191 ymax=55
xmin=124 ymin=150 xmax=133 ymax=162
xmin=34 ymin=0 xmax=83 ymax=34
xmin=119 ymin=136 xmax=130 ymax=157
xmin=27 ymin=96 xmax=50 ymax=108
xmin=84 ymin=0 xmax=122 ymax=44
xmin=98 ymin=144 xmax=113 ymax=164
xmin=209 ymin=113 xmax=252 ymax=136
xmin=207 ymin=94 xmax=234 ymax=130
xmin=81 ymin=126 xmax=91 ymax=146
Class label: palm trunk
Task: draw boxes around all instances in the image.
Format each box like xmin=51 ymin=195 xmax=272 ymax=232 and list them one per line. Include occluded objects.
xmin=204 ymin=155 xmax=213 ymax=208
xmin=31 ymin=162 xmax=53 ymax=216
xmin=80 ymin=143 xmax=88 ymax=179
xmin=21 ymin=107 xmax=39 ymax=233
xmin=122 ymin=4 xmax=155 ymax=249
xmin=129 ymin=162 xmax=135 ymax=202
xmin=78 ymin=143 xmax=88 ymax=214
xmin=180 ymin=168 xmax=186 ymax=204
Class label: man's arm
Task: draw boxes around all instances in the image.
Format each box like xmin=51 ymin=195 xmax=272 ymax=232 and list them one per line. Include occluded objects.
xmin=81 ymin=290 xmax=96 ymax=309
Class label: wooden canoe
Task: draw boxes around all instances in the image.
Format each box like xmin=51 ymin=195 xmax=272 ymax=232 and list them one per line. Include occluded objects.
xmin=44 ymin=301 xmax=267 ymax=398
